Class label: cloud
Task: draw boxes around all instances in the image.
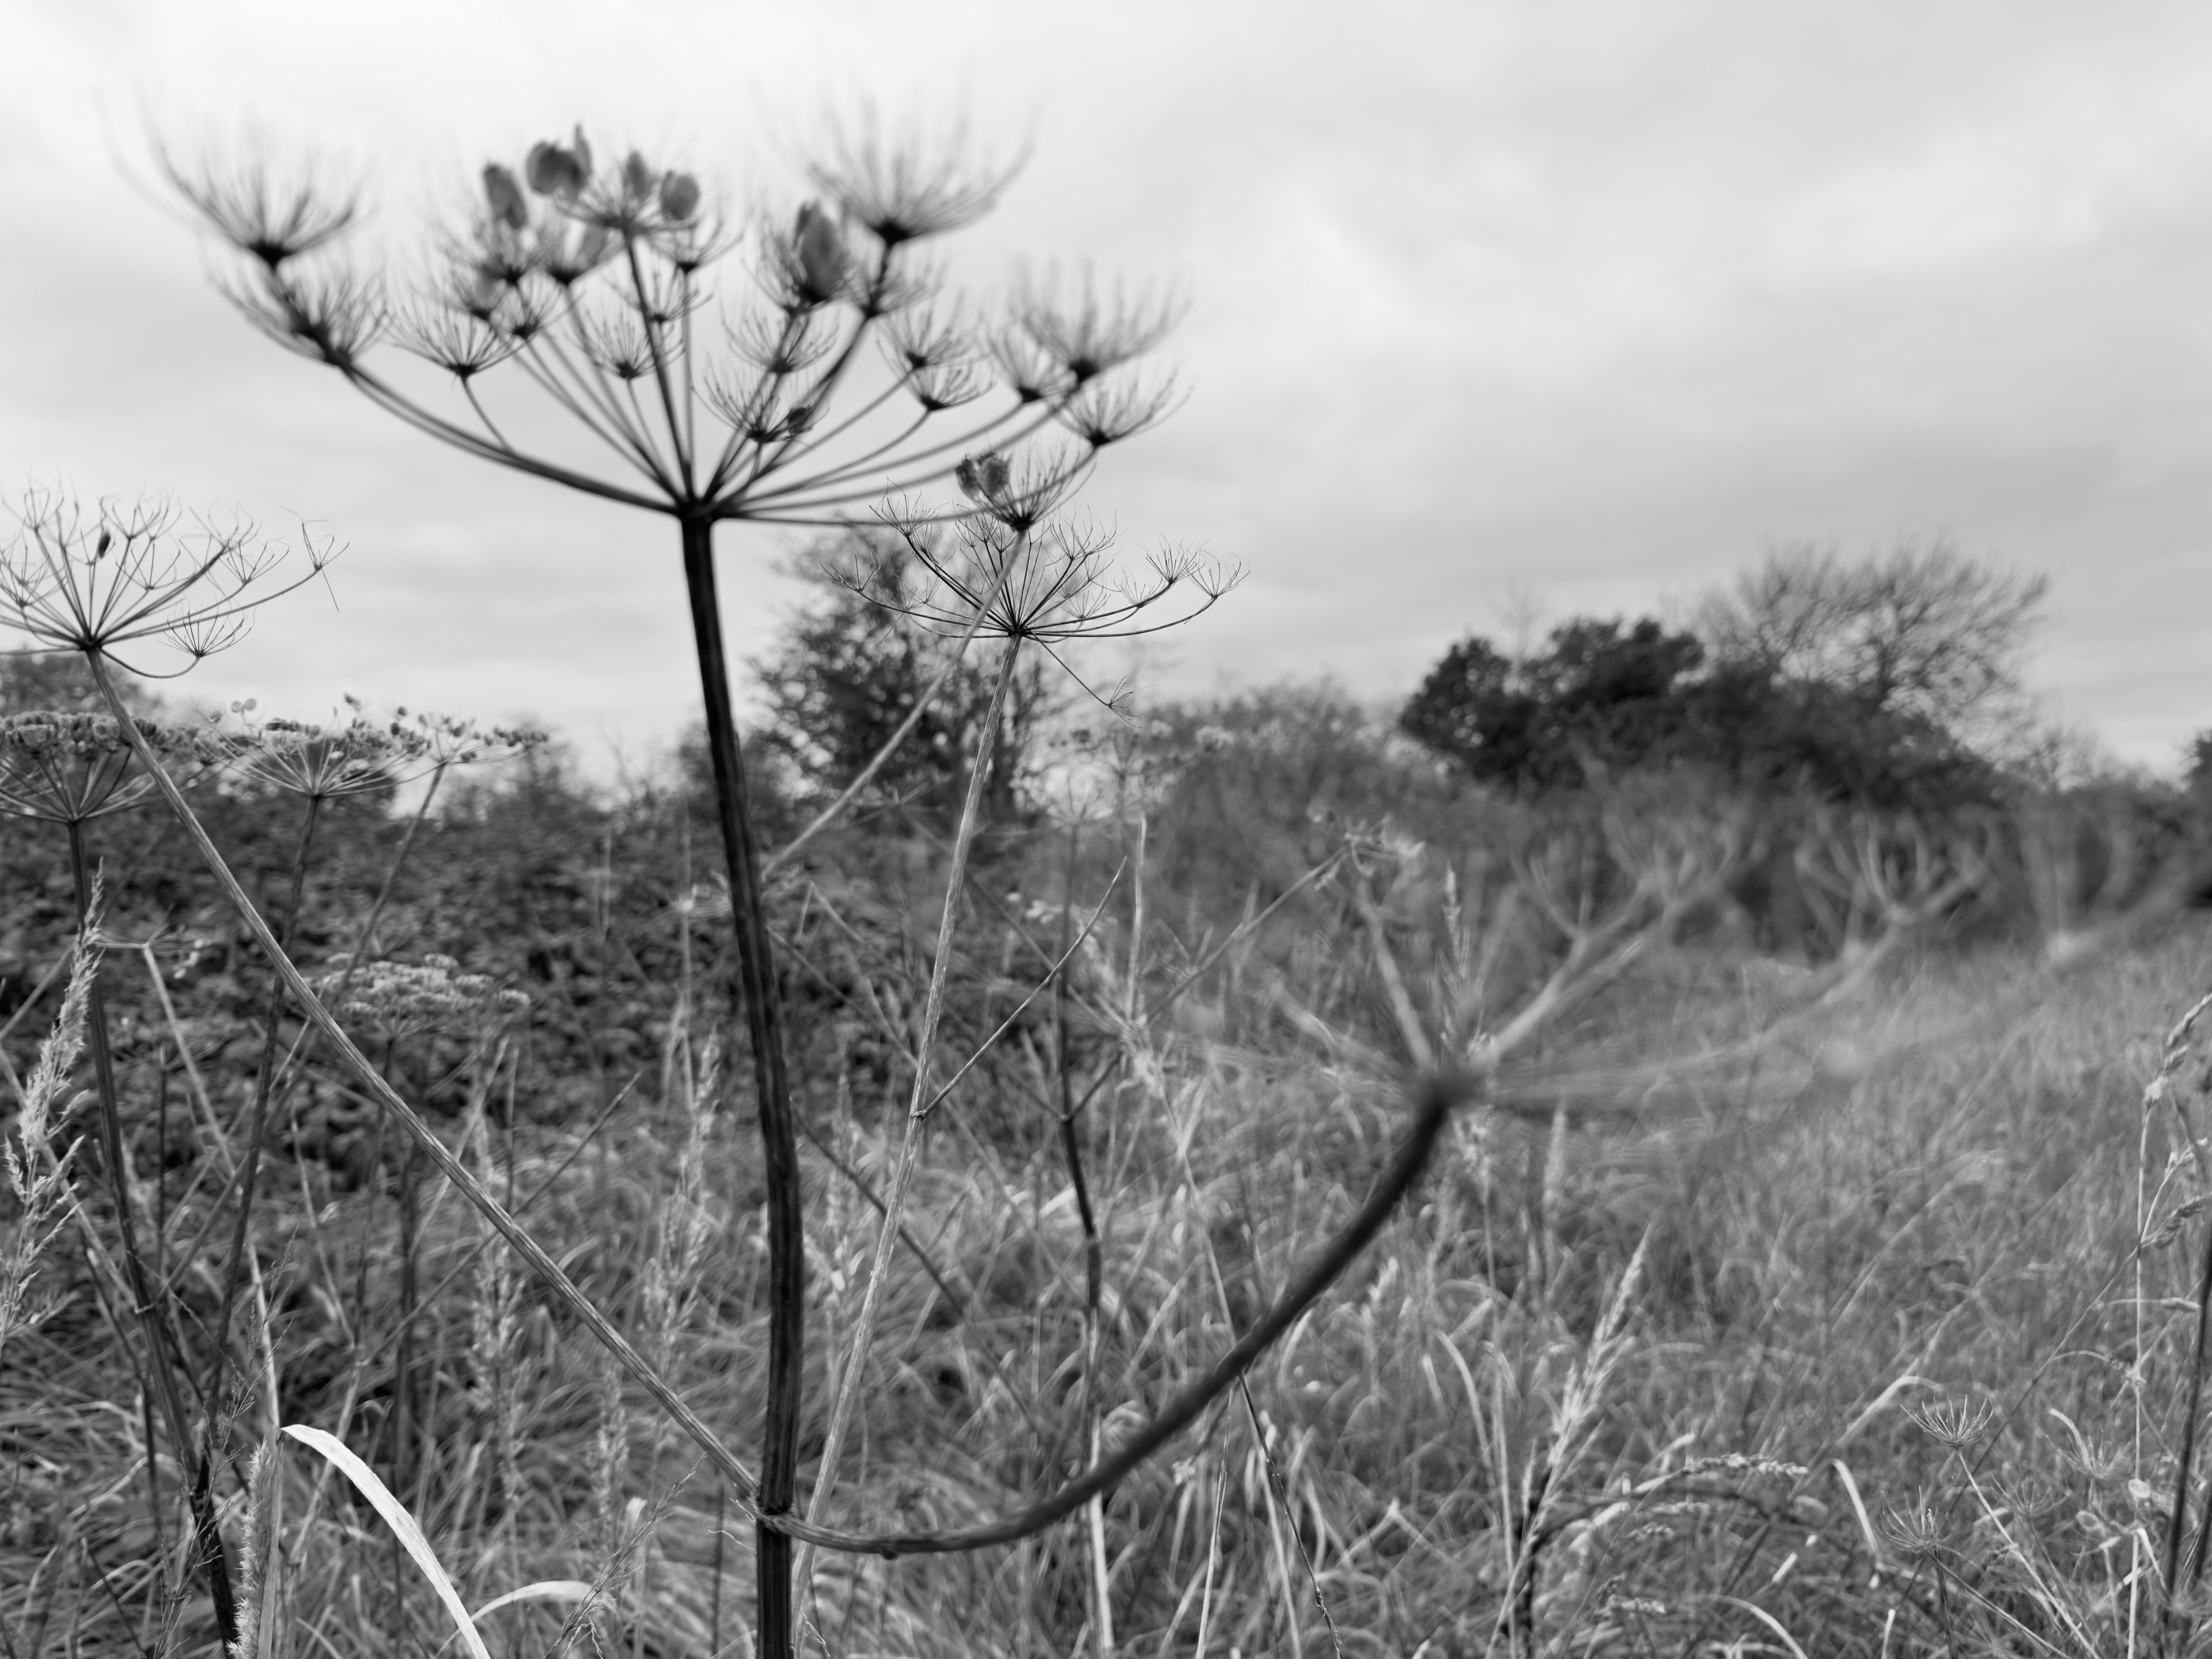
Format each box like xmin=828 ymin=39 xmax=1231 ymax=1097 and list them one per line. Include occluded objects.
xmin=2 ymin=0 xmax=2208 ymax=770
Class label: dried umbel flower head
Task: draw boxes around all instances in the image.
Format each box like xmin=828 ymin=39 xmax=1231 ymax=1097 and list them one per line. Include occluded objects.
xmin=0 ymin=491 xmax=338 ymax=675
xmin=221 ymin=698 xmax=544 ymax=799
xmin=316 ymin=953 xmax=529 ymax=1041
xmin=169 ymin=122 xmax=1177 ymax=525
xmin=527 ymin=129 xmax=594 ymax=200
xmin=0 ymin=710 xmax=225 ymax=824
xmin=1011 ymin=264 xmax=1185 ymax=388
xmin=804 ymin=105 xmax=1021 ymax=248
xmin=398 ymin=706 xmax=549 ymax=767
xmin=954 ymin=450 xmax=1011 ymax=505
xmin=157 ymin=141 xmax=362 ymax=271
xmin=1906 ymin=1393 xmax=1998 ymax=1450
xmin=483 ymin=163 xmax=528 ymax=233
xmin=790 ymin=201 xmax=849 ymax=305
xmin=859 ymin=465 xmax=1240 ymax=665
xmin=1877 ymin=1501 xmax=1946 ymax=1562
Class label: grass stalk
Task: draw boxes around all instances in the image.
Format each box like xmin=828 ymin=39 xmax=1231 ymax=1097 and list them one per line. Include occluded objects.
xmin=59 ymin=818 xmax=238 ymax=1646
xmin=797 ymin=637 xmax=1022 ymax=1585
xmin=204 ymin=789 xmax=323 ymax=1410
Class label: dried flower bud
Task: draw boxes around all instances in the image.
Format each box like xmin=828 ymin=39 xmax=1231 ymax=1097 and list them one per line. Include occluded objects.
xmin=526 ymin=139 xmax=588 ymax=200
xmin=794 ymin=200 xmax=847 ymax=301
xmin=659 ymin=171 xmax=700 ymax=224
xmin=483 ymin=164 xmax=528 ymax=232
xmin=622 ymin=151 xmax=655 ymax=200
xmin=956 ymin=452 xmax=1010 ymax=503
xmin=468 ymin=261 xmax=507 ymax=316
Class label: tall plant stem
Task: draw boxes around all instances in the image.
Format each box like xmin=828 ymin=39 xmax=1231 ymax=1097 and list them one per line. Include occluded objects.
xmin=679 ymin=514 xmax=803 ymax=1654
xmin=62 ymin=817 xmax=238 ymax=1645
xmin=798 ymin=639 xmax=1021 ymax=1588
xmin=206 ymin=791 xmax=323 ymax=1402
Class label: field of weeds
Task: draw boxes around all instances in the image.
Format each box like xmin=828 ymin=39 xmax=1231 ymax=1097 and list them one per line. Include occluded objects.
xmin=6 ymin=739 xmax=2212 ymax=1658
xmin=3 ymin=113 xmax=2208 ymax=1659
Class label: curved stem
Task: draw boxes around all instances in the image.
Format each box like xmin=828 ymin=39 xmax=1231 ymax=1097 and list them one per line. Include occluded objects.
xmin=777 ymin=1067 xmax=1475 ymax=1559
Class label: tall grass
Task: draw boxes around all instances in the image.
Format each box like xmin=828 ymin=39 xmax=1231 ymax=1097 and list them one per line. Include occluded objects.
xmin=0 ymin=95 xmax=2183 ymax=1654
xmin=7 ymin=677 xmax=2212 ymax=1659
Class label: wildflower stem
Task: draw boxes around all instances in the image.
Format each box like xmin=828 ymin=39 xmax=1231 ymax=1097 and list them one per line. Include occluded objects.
xmin=206 ymin=790 xmax=323 ymax=1407
xmin=761 ymin=556 xmax=1007 ymax=880
xmin=676 ymin=517 xmax=804 ymax=1652
xmin=2165 ymin=1211 xmax=2212 ymax=1618
xmin=797 ymin=637 xmax=1020 ymax=1589
xmin=62 ymin=816 xmax=238 ymax=1646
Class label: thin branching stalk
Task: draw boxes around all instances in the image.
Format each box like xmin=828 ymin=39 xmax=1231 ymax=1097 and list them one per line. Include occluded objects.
xmin=59 ymin=820 xmax=238 ymax=1645
xmin=797 ymin=636 xmax=1022 ymax=1585
xmin=204 ymin=789 xmax=322 ymax=1411
xmin=762 ymin=578 xmax=1001 ymax=879
xmin=265 ymin=756 xmax=453 ymax=1105
xmin=81 ymin=653 xmax=775 ymax=1505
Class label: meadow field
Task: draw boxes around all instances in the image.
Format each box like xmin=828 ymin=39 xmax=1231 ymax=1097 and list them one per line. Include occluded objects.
xmin=3 ymin=684 xmax=2208 ymax=1659
xmin=2 ymin=111 xmax=2205 ymax=1659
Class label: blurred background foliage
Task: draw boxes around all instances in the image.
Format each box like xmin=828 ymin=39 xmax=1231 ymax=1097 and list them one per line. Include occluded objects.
xmin=3 ymin=531 xmax=2202 ymax=1134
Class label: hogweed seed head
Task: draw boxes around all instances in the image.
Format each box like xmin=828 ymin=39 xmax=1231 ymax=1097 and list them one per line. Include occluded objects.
xmin=0 ymin=710 xmax=226 ymax=824
xmin=856 ymin=475 xmax=1238 ymax=688
xmin=395 ymin=302 xmax=517 ymax=381
xmin=483 ymin=163 xmax=529 ymax=232
xmin=955 ymin=450 xmax=1012 ymax=506
xmin=805 ymin=105 xmax=1023 ymax=248
xmin=1014 ymin=264 xmax=1184 ymax=387
xmin=220 ymin=262 xmax=387 ymax=369
xmin=1906 ymin=1393 xmax=1998 ymax=1450
xmin=527 ymin=132 xmax=591 ymax=199
xmin=1059 ymin=370 xmax=1184 ymax=449
xmin=316 ymin=952 xmax=529 ymax=1041
xmin=0 ymin=490 xmax=339 ymax=676
xmin=659 ymin=171 xmax=701 ymax=225
xmin=220 ymin=700 xmax=542 ymax=799
xmin=793 ymin=201 xmax=850 ymax=305
xmin=160 ymin=142 xmax=362 ymax=271
xmin=173 ymin=122 xmax=1185 ymax=569
xmin=1878 ymin=1502 xmax=1945 ymax=1562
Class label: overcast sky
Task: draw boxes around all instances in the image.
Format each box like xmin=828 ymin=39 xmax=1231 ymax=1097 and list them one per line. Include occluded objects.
xmin=5 ymin=1 xmax=2211 ymax=774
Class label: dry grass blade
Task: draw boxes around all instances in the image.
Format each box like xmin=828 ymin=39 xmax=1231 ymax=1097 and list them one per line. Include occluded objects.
xmin=280 ymin=1425 xmax=493 ymax=1659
